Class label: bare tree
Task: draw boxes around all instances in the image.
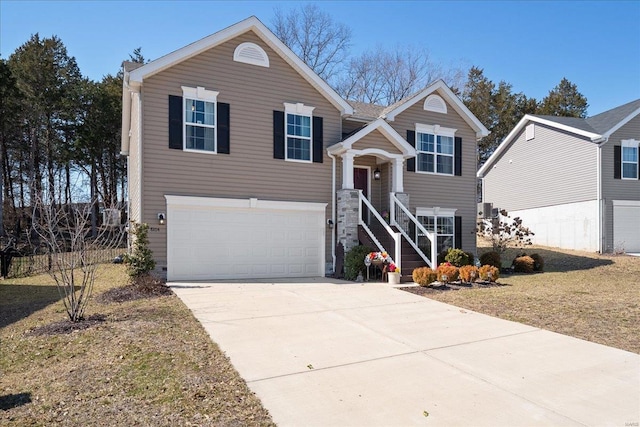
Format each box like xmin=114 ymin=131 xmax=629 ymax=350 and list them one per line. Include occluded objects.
xmin=272 ymin=4 xmax=352 ymax=83
xmin=477 ymin=209 xmax=534 ymax=256
xmin=31 ymin=195 xmax=125 ymax=321
xmin=335 ymin=45 xmax=467 ymax=105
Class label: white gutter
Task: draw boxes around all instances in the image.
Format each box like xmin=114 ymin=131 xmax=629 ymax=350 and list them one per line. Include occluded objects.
xmin=327 ymin=151 xmax=337 ymax=273
xmin=595 ymin=137 xmax=608 ymax=253
xmin=120 ymin=70 xmax=132 ymax=156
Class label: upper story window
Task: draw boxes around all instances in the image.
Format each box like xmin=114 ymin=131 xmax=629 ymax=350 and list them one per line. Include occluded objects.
xmin=182 ymin=86 xmax=219 ymax=153
xmin=622 ymin=139 xmax=639 ymax=179
xmin=284 ymin=102 xmax=315 ymax=162
xmin=416 ymin=124 xmax=457 ymax=175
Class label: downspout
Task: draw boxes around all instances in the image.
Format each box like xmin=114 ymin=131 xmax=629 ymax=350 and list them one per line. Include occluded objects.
xmin=327 ymin=151 xmax=337 ymax=274
xmin=594 ymin=137 xmax=608 ymax=252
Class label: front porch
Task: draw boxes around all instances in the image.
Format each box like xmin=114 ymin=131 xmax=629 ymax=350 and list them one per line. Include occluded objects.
xmin=328 ymin=119 xmax=437 ymax=280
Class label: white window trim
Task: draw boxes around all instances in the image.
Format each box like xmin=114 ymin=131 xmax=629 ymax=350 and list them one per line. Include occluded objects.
xmin=415 ymin=207 xmax=457 ymax=252
xmin=621 ymin=139 xmax=639 ymax=180
xmin=182 ymin=86 xmax=219 ymax=154
xmin=415 ymin=124 xmax=457 ymax=176
xmin=284 ymin=102 xmax=315 ymax=163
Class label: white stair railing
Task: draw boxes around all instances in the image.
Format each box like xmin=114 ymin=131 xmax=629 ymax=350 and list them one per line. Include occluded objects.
xmin=390 ymin=193 xmax=436 ymax=268
xmin=358 ymin=191 xmax=402 ymax=270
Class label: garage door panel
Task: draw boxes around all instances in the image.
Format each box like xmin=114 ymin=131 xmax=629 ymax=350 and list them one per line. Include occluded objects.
xmin=167 ymin=197 xmax=325 ymax=281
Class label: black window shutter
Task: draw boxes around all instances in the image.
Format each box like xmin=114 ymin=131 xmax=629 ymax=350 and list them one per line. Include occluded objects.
xmin=455 ymin=216 xmax=462 ymax=249
xmin=273 ymin=110 xmax=285 ymax=159
xmin=407 ymin=130 xmax=416 ymax=172
xmin=454 ymin=137 xmax=462 ymax=176
xmin=168 ymin=95 xmax=183 ymax=150
xmin=312 ymin=116 xmax=323 ymax=163
xmin=614 ymin=145 xmax=621 ymax=179
xmin=217 ymin=102 xmax=230 ymax=154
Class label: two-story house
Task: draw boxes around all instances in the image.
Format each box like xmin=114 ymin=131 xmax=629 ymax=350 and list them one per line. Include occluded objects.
xmin=121 ymin=16 xmax=489 ymax=281
xmin=478 ymin=99 xmax=640 ymax=253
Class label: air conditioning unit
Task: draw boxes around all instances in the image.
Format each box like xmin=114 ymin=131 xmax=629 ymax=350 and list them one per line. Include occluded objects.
xmin=102 ymin=208 xmax=120 ymax=227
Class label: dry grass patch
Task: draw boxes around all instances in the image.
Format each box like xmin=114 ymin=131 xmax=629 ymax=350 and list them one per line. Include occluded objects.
xmin=0 ymin=264 xmax=274 ymax=426
xmin=411 ymin=246 xmax=639 ymax=354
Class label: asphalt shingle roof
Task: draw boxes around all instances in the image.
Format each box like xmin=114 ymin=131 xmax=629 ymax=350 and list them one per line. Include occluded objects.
xmin=585 ymin=99 xmax=640 ymax=134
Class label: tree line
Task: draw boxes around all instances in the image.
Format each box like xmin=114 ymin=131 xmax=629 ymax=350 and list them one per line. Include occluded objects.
xmin=0 ymin=5 xmax=589 ymax=242
xmin=273 ymin=5 xmax=589 ymax=165
xmin=0 ymin=35 xmax=138 ymax=241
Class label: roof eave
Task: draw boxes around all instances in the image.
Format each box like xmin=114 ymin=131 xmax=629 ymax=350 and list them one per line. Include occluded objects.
xmin=128 ymin=16 xmax=353 ymax=116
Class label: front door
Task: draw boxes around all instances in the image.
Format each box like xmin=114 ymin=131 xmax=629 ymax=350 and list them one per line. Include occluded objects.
xmin=354 ymin=167 xmax=369 ymax=223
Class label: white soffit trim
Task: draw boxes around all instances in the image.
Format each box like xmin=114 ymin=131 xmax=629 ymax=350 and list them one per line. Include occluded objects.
xmin=612 ymin=200 xmax=640 ymax=207
xmin=327 ymin=118 xmax=416 ymax=157
xmin=416 ymin=207 xmax=457 ymax=216
xmin=165 ymin=195 xmax=327 ymax=212
xmin=477 ymin=114 xmax=603 ymax=178
xmin=129 ymin=16 xmax=353 ymax=116
xmin=603 ymin=107 xmax=640 ymax=139
xmin=384 ymin=80 xmax=489 ymax=139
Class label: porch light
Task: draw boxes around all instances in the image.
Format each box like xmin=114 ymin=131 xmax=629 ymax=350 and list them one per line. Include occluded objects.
xmin=158 ymin=212 xmax=166 ymax=225
xmin=373 ymin=167 xmax=381 ymax=180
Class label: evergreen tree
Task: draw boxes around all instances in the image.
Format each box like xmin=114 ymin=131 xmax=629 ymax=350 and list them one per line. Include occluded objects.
xmin=538 ymin=77 xmax=589 ymax=117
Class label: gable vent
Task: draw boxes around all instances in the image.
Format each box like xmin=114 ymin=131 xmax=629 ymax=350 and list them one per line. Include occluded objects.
xmin=423 ymin=94 xmax=447 ymax=114
xmin=233 ymin=42 xmax=269 ymax=68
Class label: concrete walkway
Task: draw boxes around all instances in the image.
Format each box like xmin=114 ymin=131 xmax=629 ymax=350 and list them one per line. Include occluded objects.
xmin=170 ymin=279 xmax=640 ymax=426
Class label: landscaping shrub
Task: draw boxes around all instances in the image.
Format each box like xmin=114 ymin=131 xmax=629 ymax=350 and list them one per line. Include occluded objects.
xmin=513 ymin=255 xmax=535 ymax=273
xmin=436 ymin=263 xmax=459 ymax=283
xmin=437 ymin=250 xmax=448 ymax=266
xmin=478 ymin=265 xmax=500 ymax=281
xmin=444 ymin=248 xmax=471 ymax=267
xmin=344 ymin=245 xmax=373 ymax=281
xmin=124 ymin=222 xmax=156 ymax=278
xmin=465 ymin=251 xmax=475 ymax=266
xmin=412 ymin=267 xmax=437 ymax=287
xmin=458 ymin=265 xmax=479 ymax=283
xmin=530 ymin=253 xmax=544 ymax=272
xmin=479 ymin=251 xmax=501 ymax=269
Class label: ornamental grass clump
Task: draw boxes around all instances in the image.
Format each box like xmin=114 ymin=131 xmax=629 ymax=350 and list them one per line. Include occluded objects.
xmin=478 ymin=265 xmax=500 ymax=282
xmin=530 ymin=253 xmax=544 ymax=272
xmin=436 ymin=262 xmax=459 ymax=283
xmin=513 ymin=255 xmax=535 ymax=273
xmin=458 ymin=265 xmax=479 ymax=283
xmin=412 ymin=267 xmax=437 ymax=287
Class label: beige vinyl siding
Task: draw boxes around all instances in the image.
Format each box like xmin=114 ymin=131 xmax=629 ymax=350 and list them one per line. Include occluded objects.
xmin=388 ymin=96 xmax=479 ymax=253
xmin=483 ymin=123 xmax=598 ymax=212
xmin=351 ymin=131 xmax=403 ymax=154
xmin=139 ymin=31 xmax=341 ymax=271
xmin=600 ymin=115 xmax=640 ymax=251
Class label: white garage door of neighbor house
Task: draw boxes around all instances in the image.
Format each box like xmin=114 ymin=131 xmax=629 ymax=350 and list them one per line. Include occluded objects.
xmin=165 ymin=196 xmax=327 ymax=281
xmin=613 ymin=201 xmax=640 ymax=253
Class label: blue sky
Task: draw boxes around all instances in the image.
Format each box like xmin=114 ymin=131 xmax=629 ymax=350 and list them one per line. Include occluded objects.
xmin=1 ymin=1 xmax=639 ymax=115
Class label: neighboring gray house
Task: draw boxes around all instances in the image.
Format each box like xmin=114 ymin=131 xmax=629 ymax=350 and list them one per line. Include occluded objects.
xmin=120 ymin=16 xmax=489 ymax=281
xmin=478 ymin=99 xmax=640 ymax=253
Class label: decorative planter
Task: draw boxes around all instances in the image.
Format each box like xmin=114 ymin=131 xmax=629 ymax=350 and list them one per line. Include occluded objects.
xmin=388 ymin=272 xmax=401 ymax=285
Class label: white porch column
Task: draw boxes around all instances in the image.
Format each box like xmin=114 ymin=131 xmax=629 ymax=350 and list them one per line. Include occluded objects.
xmin=341 ymin=152 xmax=355 ymax=189
xmin=392 ymin=157 xmax=405 ymax=193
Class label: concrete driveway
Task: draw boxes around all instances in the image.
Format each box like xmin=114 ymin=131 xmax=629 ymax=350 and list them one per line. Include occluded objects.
xmin=170 ymin=279 xmax=639 ymax=426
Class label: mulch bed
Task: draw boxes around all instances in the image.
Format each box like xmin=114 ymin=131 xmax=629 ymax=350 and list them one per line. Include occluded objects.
xmin=26 ymin=314 xmax=107 ymax=336
xmin=96 ymin=274 xmax=173 ymax=304
xmin=400 ymin=281 xmax=509 ymax=295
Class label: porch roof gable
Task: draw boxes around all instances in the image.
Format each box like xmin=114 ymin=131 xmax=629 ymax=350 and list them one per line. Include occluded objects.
xmin=327 ymin=119 xmax=416 ymax=158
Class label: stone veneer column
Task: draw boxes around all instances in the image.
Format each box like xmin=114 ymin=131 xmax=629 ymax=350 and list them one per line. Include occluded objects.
xmin=337 ymin=189 xmax=361 ymax=254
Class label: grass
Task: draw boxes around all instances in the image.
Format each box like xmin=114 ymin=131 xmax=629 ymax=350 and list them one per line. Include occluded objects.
xmin=0 ymin=264 xmax=275 ymax=426
xmin=422 ymin=244 xmax=640 ymax=354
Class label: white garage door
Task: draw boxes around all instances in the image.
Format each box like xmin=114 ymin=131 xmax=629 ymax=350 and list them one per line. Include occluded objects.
xmin=613 ymin=200 xmax=640 ymax=253
xmin=166 ymin=196 xmax=326 ymax=281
